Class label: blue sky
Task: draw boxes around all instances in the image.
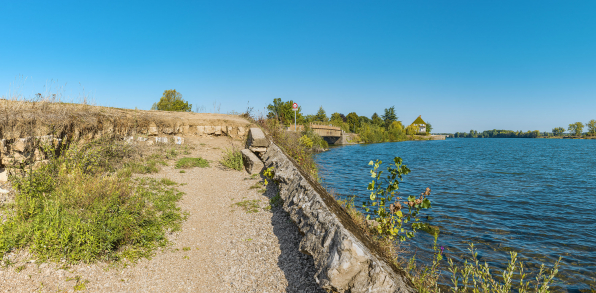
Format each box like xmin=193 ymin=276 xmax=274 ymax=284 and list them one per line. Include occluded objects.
xmin=1 ymin=1 xmax=595 ymax=133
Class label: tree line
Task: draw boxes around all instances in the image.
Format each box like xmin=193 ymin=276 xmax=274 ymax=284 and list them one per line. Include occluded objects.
xmin=266 ymin=98 xmax=432 ymax=143
xmin=453 ymin=120 xmax=596 ymax=138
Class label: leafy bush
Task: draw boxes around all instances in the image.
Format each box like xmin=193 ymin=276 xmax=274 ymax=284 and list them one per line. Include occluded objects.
xmin=363 ymin=157 xmax=432 ymax=241
xmin=175 ymin=157 xmax=209 ymax=169
xmin=220 ymin=147 xmax=243 ymax=171
xmin=1 ymin=141 xmax=185 ymax=263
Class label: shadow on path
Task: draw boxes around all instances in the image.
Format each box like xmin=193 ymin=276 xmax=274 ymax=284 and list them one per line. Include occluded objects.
xmin=264 ymin=181 xmax=326 ymax=293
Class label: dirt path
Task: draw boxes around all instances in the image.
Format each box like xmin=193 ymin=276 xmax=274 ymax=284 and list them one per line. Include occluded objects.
xmin=0 ymin=136 xmax=325 ymax=293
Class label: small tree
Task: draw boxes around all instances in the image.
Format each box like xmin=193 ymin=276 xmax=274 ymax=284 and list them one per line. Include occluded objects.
xmin=426 ymin=122 xmax=433 ymax=134
xmin=568 ymin=122 xmax=584 ymax=137
xmin=346 ymin=112 xmax=359 ymax=132
xmin=314 ymin=106 xmax=328 ymax=122
xmin=152 ymin=90 xmax=192 ymax=112
xmin=552 ymin=127 xmax=565 ymax=136
xmin=382 ymin=106 xmax=398 ymax=129
xmin=587 ymin=119 xmax=596 ymax=136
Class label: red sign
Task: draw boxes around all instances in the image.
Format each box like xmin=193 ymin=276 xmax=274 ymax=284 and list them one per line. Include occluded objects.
xmin=292 ymin=103 xmax=298 ymax=110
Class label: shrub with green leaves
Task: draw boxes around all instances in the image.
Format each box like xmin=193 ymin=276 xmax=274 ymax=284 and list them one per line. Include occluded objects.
xmin=363 ymin=157 xmax=432 ymax=241
xmin=175 ymin=157 xmax=209 ymax=169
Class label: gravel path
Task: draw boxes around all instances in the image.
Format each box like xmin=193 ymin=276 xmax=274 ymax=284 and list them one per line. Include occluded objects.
xmin=0 ymin=136 xmax=325 ymax=292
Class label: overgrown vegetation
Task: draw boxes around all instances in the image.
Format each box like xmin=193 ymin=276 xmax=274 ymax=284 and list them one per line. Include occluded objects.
xmin=255 ymin=118 xmax=319 ymax=179
xmin=175 ymin=157 xmax=209 ymax=169
xmin=0 ymin=140 xmax=186 ymax=263
xmin=220 ymin=147 xmax=243 ymax=171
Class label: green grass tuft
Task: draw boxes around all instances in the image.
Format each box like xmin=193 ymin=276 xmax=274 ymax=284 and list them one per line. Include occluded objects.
xmin=175 ymin=157 xmax=209 ymax=169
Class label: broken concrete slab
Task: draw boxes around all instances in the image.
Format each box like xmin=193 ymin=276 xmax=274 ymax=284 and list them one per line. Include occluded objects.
xmin=246 ymin=128 xmax=269 ymax=148
xmin=241 ymin=149 xmax=264 ymax=175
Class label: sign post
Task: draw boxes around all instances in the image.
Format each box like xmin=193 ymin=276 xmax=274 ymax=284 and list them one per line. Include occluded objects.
xmin=292 ymin=103 xmax=298 ymax=131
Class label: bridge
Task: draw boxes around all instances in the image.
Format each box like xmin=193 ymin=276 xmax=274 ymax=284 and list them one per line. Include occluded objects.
xmin=288 ymin=123 xmax=352 ymax=145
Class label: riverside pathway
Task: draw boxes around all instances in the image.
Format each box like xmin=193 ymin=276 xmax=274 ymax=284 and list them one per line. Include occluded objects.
xmin=0 ymin=136 xmax=324 ymax=293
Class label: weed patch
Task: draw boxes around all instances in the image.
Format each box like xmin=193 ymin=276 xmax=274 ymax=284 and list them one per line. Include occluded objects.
xmin=0 ymin=141 xmax=186 ymax=264
xmin=233 ymin=199 xmax=260 ymax=213
xmin=175 ymin=157 xmax=209 ymax=169
xmin=220 ymin=147 xmax=243 ymax=171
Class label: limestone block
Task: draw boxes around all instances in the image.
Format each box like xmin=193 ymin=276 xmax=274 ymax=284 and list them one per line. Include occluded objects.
xmin=249 ymin=146 xmax=267 ymax=157
xmin=0 ymin=168 xmax=7 ymax=182
xmin=155 ymin=137 xmax=168 ymax=144
xmin=32 ymin=160 xmax=49 ymax=170
xmin=13 ymin=137 xmax=30 ymax=152
xmin=38 ymin=135 xmax=54 ymax=145
xmin=174 ymin=136 xmax=184 ymax=145
xmin=34 ymin=148 xmax=46 ymax=161
xmin=197 ymin=126 xmax=205 ymax=136
xmin=148 ymin=123 xmax=158 ymax=136
xmin=241 ymin=149 xmax=264 ymax=175
xmin=238 ymin=127 xmax=246 ymax=137
xmin=182 ymin=125 xmax=190 ymax=134
xmin=246 ymin=128 xmax=269 ymax=148
xmin=227 ymin=126 xmax=234 ymax=137
xmin=221 ymin=126 xmax=228 ymax=135
xmin=214 ymin=126 xmax=222 ymax=135
xmin=124 ymin=136 xmax=135 ymax=144
xmin=146 ymin=140 xmax=154 ymax=146
xmin=0 ymin=139 xmax=6 ymax=154
xmin=205 ymin=126 xmax=215 ymax=135
xmin=163 ymin=127 xmax=174 ymax=134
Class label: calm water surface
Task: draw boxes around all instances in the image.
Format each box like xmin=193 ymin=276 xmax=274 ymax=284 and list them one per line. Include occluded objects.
xmin=314 ymin=138 xmax=596 ymax=291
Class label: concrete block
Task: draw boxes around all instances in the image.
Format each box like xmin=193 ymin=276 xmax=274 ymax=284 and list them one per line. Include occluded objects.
xmin=148 ymin=123 xmax=158 ymax=136
xmin=137 ymin=137 xmax=148 ymax=142
xmin=163 ymin=127 xmax=174 ymax=134
xmin=197 ymin=126 xmax=205 ymax=136
xmin=175 ymin=136 xmax=184 ymax=145
xmin=246 ymin=128 xmax=269 ymax=148
xmin=155 ymin=137 xmax=168 ymax=144
xmin=241 ymin=149 xmax=264 ymax=175
xmin=238 ymin=127 xmax=246 ymax=137
xmin=205 ymin=126 xmax=215 ymax=135
xmin=214 ymin=126 xmax=222 ymax=135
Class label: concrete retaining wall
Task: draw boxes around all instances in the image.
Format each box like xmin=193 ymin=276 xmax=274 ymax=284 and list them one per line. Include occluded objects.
xmin=262 ymin=143 xmax=416 ymax=293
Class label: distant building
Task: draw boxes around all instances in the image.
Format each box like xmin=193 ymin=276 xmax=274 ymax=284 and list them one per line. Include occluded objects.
xmin=411 ymin=116 xmax=427 ymax=134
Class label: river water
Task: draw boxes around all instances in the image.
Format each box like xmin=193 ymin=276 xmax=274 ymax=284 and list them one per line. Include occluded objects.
xmin=314 ymin=138 xmax=596 ymax=291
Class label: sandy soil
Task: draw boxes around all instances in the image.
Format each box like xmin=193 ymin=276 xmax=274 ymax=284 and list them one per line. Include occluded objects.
xmin=0 ymin=135 xmax=324 ymax=293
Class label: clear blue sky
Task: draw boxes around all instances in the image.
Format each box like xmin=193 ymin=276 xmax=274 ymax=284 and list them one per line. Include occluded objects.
xmin=1 ymin=1 xmax=595 ymax=133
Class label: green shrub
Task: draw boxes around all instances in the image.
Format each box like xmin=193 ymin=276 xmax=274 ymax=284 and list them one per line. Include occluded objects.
xmin=220 ymin=148 xmax=243 ymax=171
xmin=175 ymin=157 xmax=209 ymax=169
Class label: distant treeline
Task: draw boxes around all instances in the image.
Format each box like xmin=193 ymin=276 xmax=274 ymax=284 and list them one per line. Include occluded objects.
xmin=453 ymin=129 xmax=540 ymax=138
xmin=453 ymin=120 xmax=596 ymax=138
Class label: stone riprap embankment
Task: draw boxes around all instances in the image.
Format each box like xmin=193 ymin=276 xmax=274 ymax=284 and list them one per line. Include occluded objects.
xmin=258 ymin=137 xmax=416 ymax=292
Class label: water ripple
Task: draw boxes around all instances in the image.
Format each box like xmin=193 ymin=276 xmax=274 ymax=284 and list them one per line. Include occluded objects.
xmin=315 ymin=138 xmax=596 ymax=291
